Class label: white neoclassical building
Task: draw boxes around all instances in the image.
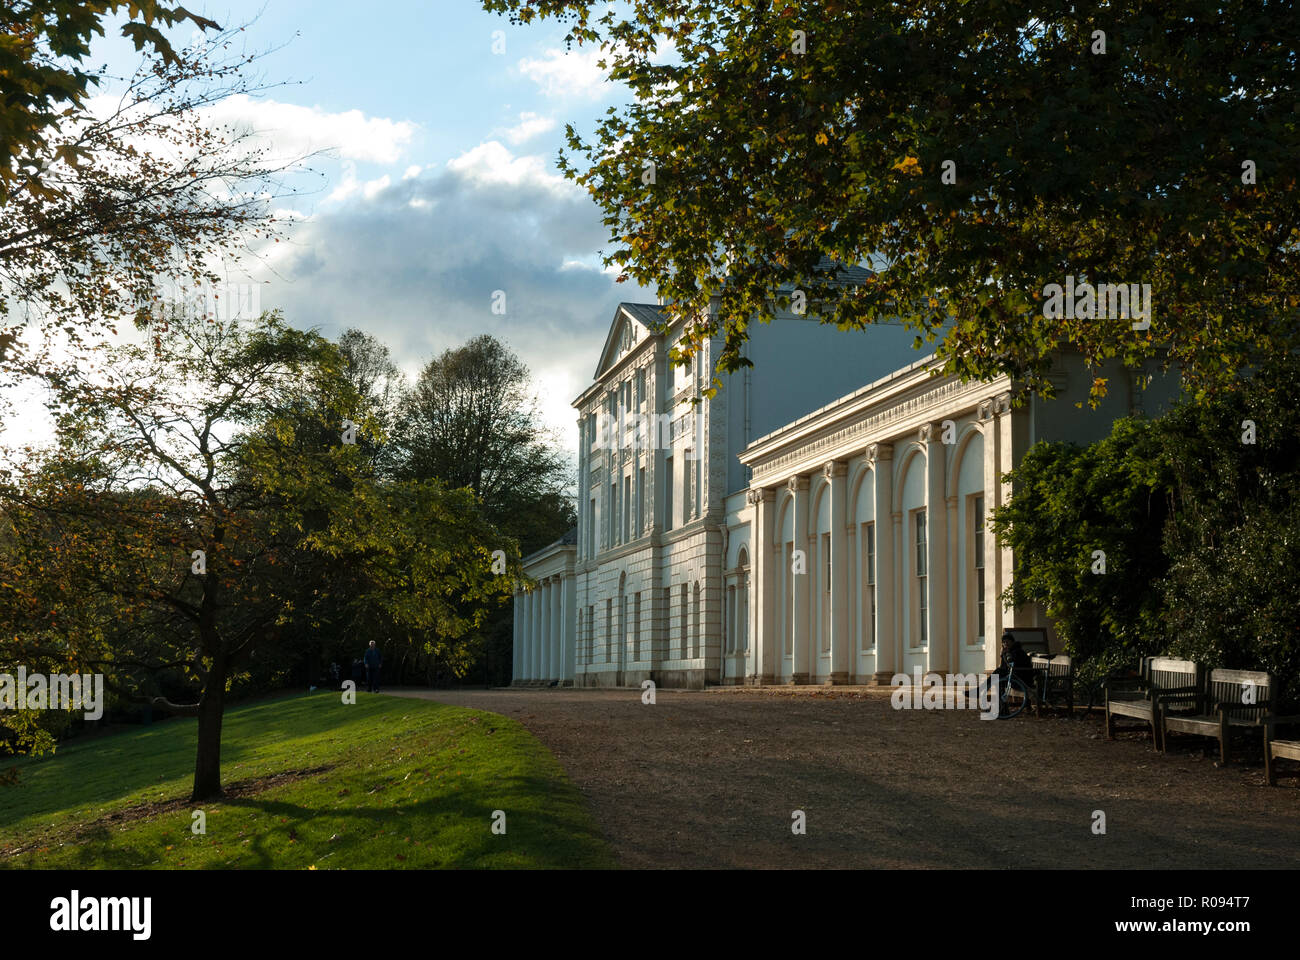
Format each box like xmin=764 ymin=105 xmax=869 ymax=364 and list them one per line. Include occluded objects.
xmin=511 ymin=297 xmax=1181 ymax=688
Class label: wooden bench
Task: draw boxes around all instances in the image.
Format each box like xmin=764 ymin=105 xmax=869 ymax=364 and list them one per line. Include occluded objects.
xmin=1031 ymin=653 xmax=1074 ymax=712
xmin=1105 ymin=657 xmax=1199 ymax=750
xmin=1158 ymin=668 xmax=1273 ymax=764
xmin=1264 ymin=715 xmax=1300 ymax=786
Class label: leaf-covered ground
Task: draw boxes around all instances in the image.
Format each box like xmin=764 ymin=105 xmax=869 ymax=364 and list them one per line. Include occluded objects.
xmin=0 ymin=692 xmax=613 ymax=869
xmin=398 ymin=687 xmax=1300 ymax=869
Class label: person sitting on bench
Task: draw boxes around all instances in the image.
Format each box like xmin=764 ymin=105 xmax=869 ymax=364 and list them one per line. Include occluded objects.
xmin=979 ymin=631 xmax=1035 ymax=701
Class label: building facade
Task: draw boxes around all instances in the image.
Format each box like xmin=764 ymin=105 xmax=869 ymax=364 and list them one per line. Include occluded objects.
xmin=512 ymin=301 xmax=1181 ymax=688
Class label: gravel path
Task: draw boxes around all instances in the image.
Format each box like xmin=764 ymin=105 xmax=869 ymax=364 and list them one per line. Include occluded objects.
xmin=390 ymin=686 xmax=1300 ymax=869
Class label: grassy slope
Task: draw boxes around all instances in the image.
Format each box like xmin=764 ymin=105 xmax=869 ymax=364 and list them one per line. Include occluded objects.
xmin=0 ymin=693 xmax=613 ymax=869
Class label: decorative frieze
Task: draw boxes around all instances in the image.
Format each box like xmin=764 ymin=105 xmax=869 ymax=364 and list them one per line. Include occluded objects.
xmin=748 ymin=373 xmax=1000 ymax=482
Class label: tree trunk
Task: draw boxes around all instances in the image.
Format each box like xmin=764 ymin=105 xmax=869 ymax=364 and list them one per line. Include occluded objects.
xmin=191 ymin=653 xmax=227 ymax=801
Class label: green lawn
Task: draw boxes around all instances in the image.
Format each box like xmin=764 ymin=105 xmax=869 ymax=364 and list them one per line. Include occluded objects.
xmin=0 ymin=692 xmax=614 ymax=869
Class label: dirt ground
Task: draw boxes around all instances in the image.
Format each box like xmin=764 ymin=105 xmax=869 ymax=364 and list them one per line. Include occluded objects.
xmin=390 ymin=686 xmax=1300 ymax=869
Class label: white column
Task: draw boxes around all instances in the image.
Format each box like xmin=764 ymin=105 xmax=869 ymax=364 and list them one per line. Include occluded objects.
xmin=531 ymin=584 xmax=542 ymax=681
xmin=563 ymin=574 xmax=577 ymax=683
xmin=790 ymin=475 xmax=811 ymax=684
xmin=550 ymin=578 xmax=562 ymax=682
xmin=827 ymin=461 xmax=849 ymax=683
xmin=750 ymin=488 xmax=776 ymax=684
xmin=995 ymin=392 xmax=1016 ymax=649
xmin=923 ymin=423 xmax=949 ymax=673
xmin=981 ymin=403 xmax=1000 ymax=671
xmin=540 ymin=580 xmax=552 ymax=682
xmin=521 ymin=589 xmax=533 ymax=680
xmin=869 ymin=444 xmax=895 ymax=681
xmin=946 ymin=494 xmax=959 ymax=673
xmin=512 ymin=591 xmax=522 ymax=683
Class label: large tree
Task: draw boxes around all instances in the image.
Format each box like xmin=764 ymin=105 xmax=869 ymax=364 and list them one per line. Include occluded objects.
xmin=0 ymin=312 xmax=517 ymax=798
xmin=0 ymin=1 xmax=216 ymax=193
xmin=1 ymin=4 xmax=301 ymax=391
xmin=483 ymin=0 xmax=1300 ymax=403
xmin=393 ymin=335 xmax=573 ymax=687
xmin=394 ymin=334 xmax=574 ymax=554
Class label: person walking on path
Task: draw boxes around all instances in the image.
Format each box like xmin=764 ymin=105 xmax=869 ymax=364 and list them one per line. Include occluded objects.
xmin=364 ymin=640 xmax=383 ymax=693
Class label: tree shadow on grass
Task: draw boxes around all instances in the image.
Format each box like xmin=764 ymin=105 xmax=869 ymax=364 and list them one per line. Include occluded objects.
xmin=0 ymin=694 xmax=457 ymax=831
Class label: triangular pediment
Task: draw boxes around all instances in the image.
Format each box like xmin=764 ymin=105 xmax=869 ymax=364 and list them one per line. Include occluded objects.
xmin=593 ymin=303 xmax=664 ymax=380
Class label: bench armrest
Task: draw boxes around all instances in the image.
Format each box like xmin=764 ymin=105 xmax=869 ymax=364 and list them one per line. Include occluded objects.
xmin=1217 ymin=703 xmax=1273 ymax=722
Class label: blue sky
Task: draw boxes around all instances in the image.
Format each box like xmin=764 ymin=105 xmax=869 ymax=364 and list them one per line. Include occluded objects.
xmin=82 ymin=0 xmax=659 ymax=448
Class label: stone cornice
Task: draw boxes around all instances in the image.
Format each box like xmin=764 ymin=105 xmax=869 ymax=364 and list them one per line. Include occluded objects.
xmin=742 ymin=367 xmax=1010 ymax=486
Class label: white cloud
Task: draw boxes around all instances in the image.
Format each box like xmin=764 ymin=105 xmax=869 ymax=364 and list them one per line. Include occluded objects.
xmin=445 ymin=141 xmax=574 ymax=196
xmin=202 ymin=95 xmax=418 ymax=165
xmin=517 ymin=47 xmax=613 ymax=99
xmin=241 ymin=139 xmax=656 ymax=449
xmin=498 ymin=111 xmax=558 ymax=145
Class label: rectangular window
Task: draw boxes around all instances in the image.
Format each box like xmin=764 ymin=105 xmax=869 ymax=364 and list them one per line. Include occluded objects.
xmin=605 ymin=599 xmax=612 ymax=663
xmin=868 ymin=520 xmax=878 ymax=647
xmin=679 ymin=584 xmax=688 ymax=659
xmin=634 ymin=592 xmax=642 ymax=661
xmin=588 ymin=498 xmax=596 ymax=556
xmin=622 ymin=474 xmax=631 ymax=542
xmin=692 ymin=585 xmax=700 ymax=659
xmin=821 ymin=532 xmax=832 ymax=653
xmin=637 ymin=467 xmax=646 ymax=536
xmin=784 ymin=543 xmax=794 ymax=655
xmin=915 ymin=509 xmax=928 ymax=646
xmin=973 ymin=495 xmax=986 ymax=643
xmin=637 ymin=368 xmax=647 ymax=408
xmin=864 ymin=522 xmax=876 ymax=648
xmin=609 ymin=481 xmax=616 ymax=546
xmin=726 ymin=585 xmax=736 ymax=654
xmin=664 ymin=456 xmax=674 ymax=531
xmin=663 ymin=586 xmax=672 ymax=660
xmin=684 ymin=451 xmax=693 ymax=522
xmin=694 ymin=449 xmax=702 ymax=517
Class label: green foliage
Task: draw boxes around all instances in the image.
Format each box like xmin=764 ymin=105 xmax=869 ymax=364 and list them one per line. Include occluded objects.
xmin=482 ymin=0 xmax=1300 ymax=404
xmin=1156 ymin=355 xmax=1300 ymax=701
xmin=995 ymin=355 xmax=1300 ymax=702
xmin=0 ymin=311 xmax=519 ymax=796
xmin=0 ymin=1 xmax=218 ymax=203
xmin=991 ymin=417 xmax=1171 ymax=683
xmin=390 ymin=334 xmax=574 ymax=686
xmin=0 ymin=5 xmax=296 ymax=390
